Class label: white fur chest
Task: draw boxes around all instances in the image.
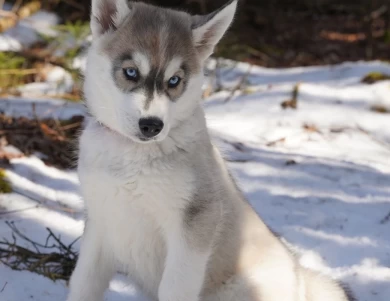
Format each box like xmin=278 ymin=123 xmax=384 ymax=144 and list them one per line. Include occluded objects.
xmin=77 ymin=121 xmax=195 ymax=296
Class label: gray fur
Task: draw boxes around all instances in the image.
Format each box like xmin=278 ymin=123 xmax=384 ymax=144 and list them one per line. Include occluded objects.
xmin=184 ymin=198 xmax=209 ymax=227
xmin=94 ymin=0 xmax=117 ymax=35
xmin=340 ymin=282 xmax=357 ymax=301
xmin=183 ymin=196 xmax=219 ymax=251
xmin=102 ymin=2 xmax=199 ymax=107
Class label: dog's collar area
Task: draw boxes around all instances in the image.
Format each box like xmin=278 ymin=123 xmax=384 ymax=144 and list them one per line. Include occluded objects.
xmin=95 ymin=120 xmax=129 ymax=141
xmin=96 ymin=120 xmax=116 ymax=135
xmin=94 ymin=119 xmax=156 ymax=144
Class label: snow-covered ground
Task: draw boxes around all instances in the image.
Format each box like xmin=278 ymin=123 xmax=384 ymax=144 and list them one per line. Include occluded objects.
xmin=0 ymin=3 xmax=59 ymax=52
xmin=0 ymin=60 xmax=389 ymax=301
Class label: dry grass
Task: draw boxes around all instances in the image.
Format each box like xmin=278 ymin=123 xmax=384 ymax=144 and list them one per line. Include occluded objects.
xmin=0 ymin=114 xmax=84 ymax=169
xmin=0 ymin=221 xmax=79 ymax=281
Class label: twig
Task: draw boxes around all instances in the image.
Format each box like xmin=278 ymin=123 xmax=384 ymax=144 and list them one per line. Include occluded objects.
xmin=226 ymin=158 xmax=249 ymax=163
xmin=266 ymin=137 xmax=286 ymax=147
xmin=0 ymin=10 xmax=17 ymax=19
xmin=0 ymin=1 xmax=41 ymax=33
xmin=0 ymin=128 xmax=40 ymax=135
xmin=265 ymin=130 xmax=313 ymax=147
xmin=52 ymin=117 xmax=66 ymax=139
xmin=31 ymin=103 xmax=38 ymax=123
xmin=281 ymin=83 xmax=300 ymax=109
xmin=46 ymin=228 xmax=71 ymax=253
xmin=59 ymin=121 xmax=82 ymax=131
xmin=11 ymin=0 xmax=22 ymax=13
xmin=356 ymin=124 xmax=390 ymax=152
xmin=16 ymin=1 xmax=41 ymax=19
xmin=6 ymin=221 xmax=52 ymax=250
xmin=224 ymin=65 xmax=253 ymax=103
xmin=365 ymin=5 xmax=388 ymax=21
xmin=380 ymin=210 xmax=390 ymax=224
xmin=0 ymin=69 xmax=38 ymax=75
xmin=0 ymin=281 xmax=7 ymax=293
xmin=0 ymin=205 xmax=40 ymax=215
xmin=214 ymin=58 xmax=223 ymax=93
xmin=0 ymin=222 xmax=79 ymax=281
xmin=18 ymin=93 xmax=82 ymax=102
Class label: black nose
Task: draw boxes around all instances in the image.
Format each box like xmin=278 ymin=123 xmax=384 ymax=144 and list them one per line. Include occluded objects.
xmin=139 ymin=117 xmax=164 ymax=138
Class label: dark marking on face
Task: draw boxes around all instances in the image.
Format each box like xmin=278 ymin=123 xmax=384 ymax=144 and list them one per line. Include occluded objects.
xmin=112 ymin=56 xmax=188 ymax=108
xmin=102 ymin=2 xmax=202 ymax=108
xmin=143 ymin=68 xmax=163 ymax=109
xmin=112 ymin=55 xmax=138 ymax=93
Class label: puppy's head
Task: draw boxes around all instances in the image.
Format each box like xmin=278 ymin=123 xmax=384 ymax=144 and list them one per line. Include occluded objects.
xmin=85 ymin=0 xmax=237 ymax=143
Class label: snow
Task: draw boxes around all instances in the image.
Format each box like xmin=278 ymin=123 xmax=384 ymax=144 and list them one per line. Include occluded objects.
xmin=0 ymin=97 xmax=85 ymax=119
xmin=0 ymin=4 xmax=75 ymax=98
xmin=1 ymin=60 xmax=390 ymax=301
xmin=16 ymin=66 xmax=75 ymax=97
xmin=0 ymin=6 xmax=59 ymax=51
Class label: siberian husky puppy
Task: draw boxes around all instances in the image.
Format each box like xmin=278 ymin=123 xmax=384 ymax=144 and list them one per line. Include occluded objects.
xmin=67 ymin=0 xmax=354 ymax=300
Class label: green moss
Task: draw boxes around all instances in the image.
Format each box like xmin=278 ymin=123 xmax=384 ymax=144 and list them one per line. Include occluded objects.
xmin=361 ymin=72 xmax=390 ymax=84
xmin=0 ymin=52 xmax=26 ymax=69
xmin=384 ymin=30 xmax=390 ymax=44
xmin=0 ymin=52 xmax=30 ymax=90
xmin=371 ymin=105 xmax=389 ymax=114
xmin=0 ymin=169 xmax=12 ymax=193
xmin=54 ymin=20 xmax=90 ymax=40
xmin=37 ymin=32 xmax=56 ymax=45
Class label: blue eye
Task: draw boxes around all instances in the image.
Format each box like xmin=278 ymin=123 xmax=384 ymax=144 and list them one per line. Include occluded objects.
xmin=123 ymin=68 xmax=139 ymax=81
xmin=168 ymin=76 xmax=181 ymax=88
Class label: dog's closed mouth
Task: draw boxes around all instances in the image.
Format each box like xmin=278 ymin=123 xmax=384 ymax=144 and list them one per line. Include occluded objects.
xmin=138 ymin=135 xmax=152 ymax=142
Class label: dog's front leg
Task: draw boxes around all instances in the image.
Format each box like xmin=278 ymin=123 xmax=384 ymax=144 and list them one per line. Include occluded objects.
xmin=67 ymin=222 xmax=114 ymax=301
xmin=158 ymin=202 xmax=219 ymax=301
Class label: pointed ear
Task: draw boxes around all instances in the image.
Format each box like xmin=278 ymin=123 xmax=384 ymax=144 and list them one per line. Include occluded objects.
xmin=90 ymin=0 xmax=132 ymax=39
xmin=191 ymin=0 xmax=237 ymax=59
